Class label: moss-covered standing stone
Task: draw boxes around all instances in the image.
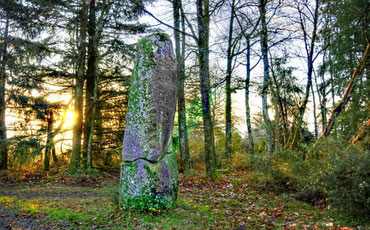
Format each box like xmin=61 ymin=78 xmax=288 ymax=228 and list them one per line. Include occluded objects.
xmin=119 ymin=33 xmax=178 ymax=210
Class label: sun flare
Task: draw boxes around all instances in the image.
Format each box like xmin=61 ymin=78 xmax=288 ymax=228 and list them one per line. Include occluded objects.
xmin=64 ymin=109 xmax=76 ymax=128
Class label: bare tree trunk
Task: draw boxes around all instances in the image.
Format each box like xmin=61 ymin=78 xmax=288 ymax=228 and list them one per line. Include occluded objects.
xmin=318 ymin=42 xmax=369 ymax=140
xmin=52 ymin=144 xmax=58 ymax=164
xmin=271 ymin=68 xmax=288 ymax=146
xmin=174 ymin=0 xmax=190 ymax=174
xmin=290 ymin=0 xmax=319 ymax=148
xmin=44 ymin=111 xmax=54 ymax=171
xmin=330 ymin=73 xmax=335 ymax=109
xmin=70 ymin=0 xmax=89 ymax=172
xmin=320 ymin=55 xmax=328 ymax=132
xmin=86 ymin=74 xmax=97 ymax=170
xmin=272 ymin=93 xmax=280 ymax=150
xmin=95 ymin=98 xmax=106 ymax=166
xmin=225 ymin=0 xmax=236 ymax=158
xmin=0 ymin=16 xmax=9 ymax=170
xmin=311 ymin=83 xmax=318 ymax=139
xmin=259 ymin=0 xmax=272 ymax=155
xmin=314 ymin=67 xmax=326 ymax=133
xmin=196 ymin=0 xmax=216 ymax=178
xmin=329 ymin=56 xmax=336 ymax=136
xmin=245 ymin=38 xmax=254 ymax=152
xmin=269 ymin=52 xmax=289 ymax=148
xmin=83 ymin=0 xmax=98 ymax=169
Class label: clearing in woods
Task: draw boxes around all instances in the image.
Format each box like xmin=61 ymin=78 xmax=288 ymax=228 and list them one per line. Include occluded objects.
xmin=0 ymin=170 xmax=365 ymax=229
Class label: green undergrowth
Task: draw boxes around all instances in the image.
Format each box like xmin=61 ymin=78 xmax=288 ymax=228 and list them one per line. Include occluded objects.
xmin=0 ymin=170 xmax=368 ymax=229
xmin=247 ymin=141 xmax=370 ymax=219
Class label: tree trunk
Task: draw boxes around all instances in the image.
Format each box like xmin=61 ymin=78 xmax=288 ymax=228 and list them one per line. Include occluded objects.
xmin=329 ymin=55 xmax=336 ymax=136
xmin=86 ymin=76 xmax=97 ymax=170
xmin=0 ymin=16 xmax=9 ymax=170
xmin=44 ymin=110 xmax=54 ymax=171
xmin=311 ymin=83 xmax=318 ymax=139
xmin=96 ymin=99 xmax=106 ymax=167
xmin=52 ymin=144 xmax=58 ymax=164
xmin=70 ymin=0 xmax=89 ymax=172
xmin=320 ymin=54 xmax=328 ymax=133
xmin=315 ymin=64 xmax=326 ymax=133
xmin=318 ymin=42 xmax=369 ymax=140
xmin=83 ymin=0 xmax=98 ymax=169
xmin=269 ymin=52 xmax=289 ymax=147
xmin=174 ymin=0 xmax=190 ymax=174
xmin=272 ymin=93 xmax=280 ymax=150
xmin=94 ymin=92 xmax=105 ymax=167
xmin=225 ymin=0 xmax=236 ymax=158
xmin=245 ymin=38 xmax=254 ymax=152
xmin=290 ymin=0 xmax=319 ymax=148
xmin=196 ymin=0 xmax=216 ymax=178
xmin=259 ymin=0 xmax=272 ymax=155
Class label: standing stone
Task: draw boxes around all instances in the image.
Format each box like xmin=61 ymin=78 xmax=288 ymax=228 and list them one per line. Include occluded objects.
xmin=119 ymin=33 xmax=179 ymax=210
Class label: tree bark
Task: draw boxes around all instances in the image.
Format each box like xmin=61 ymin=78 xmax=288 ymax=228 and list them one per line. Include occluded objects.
xmin=174 ymin=0 xmax=190 ymax=174
xmin=314 ymin=66 xmax=326 ymax=133
xmin=318 ymin=42 xmax=369 ymax=140
xmin=0 ymin=16 xmax=9 ymax=170
xmin=44 ymin=110 xmax=54 ymax=171
xmin=272 ymin=93 xmax=280 ymax=150
xmin=259 ymin=0 xmax=272 ymax=155
xmin=320 ymin=50 xmax=328 ymax=133
xmin=225 ymin=0 xmax=236 ymax=158
xmin=196 ymin=0 xmax=216 ymax=178
xmin=311 ymin=83 xmax=318 ymax=139
xmin=70 ymin=0 xmax=89 ymax=172
xmin=245 ymin=38 xmax=254 ymax=152
xmin=83 ymin=0 xmax=98 ymax=169
xmin=52 ymin=144 xmax=58 ymax=164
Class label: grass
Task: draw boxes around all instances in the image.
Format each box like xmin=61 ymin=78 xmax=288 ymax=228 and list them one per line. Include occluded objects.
xmin=0 ymin=170 xmax=367 ymax=229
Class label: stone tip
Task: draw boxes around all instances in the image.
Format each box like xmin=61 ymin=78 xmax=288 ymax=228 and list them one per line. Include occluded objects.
xmin=137 ymin=32 xmax=175 ymax=60
xmin=138 ymin=33 xmax=171 ymax=45
xmin=145 ymin=32 xmax=170 ymax=42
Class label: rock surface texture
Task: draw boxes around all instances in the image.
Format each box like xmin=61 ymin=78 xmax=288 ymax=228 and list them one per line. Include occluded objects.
xmin=119 ymin=33 xmax=179 ymax=210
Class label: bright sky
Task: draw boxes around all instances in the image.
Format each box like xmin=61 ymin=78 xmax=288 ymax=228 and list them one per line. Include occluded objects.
xmin=142 ymin=0 xmax=332 ymax=135
xmin=5 ymin=0 xmax=335 ymax=152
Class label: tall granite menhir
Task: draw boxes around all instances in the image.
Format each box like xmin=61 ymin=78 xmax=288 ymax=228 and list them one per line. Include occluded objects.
xmin=119 ymin=33 xmax=179 ymax=210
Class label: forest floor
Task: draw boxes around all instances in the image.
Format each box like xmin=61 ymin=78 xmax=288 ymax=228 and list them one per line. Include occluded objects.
xmin=0 ymin=170 xmax=366 ymax=229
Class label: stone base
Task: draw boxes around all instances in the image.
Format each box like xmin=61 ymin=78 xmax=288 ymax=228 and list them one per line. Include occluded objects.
xmin=119 ymin=153 xmax=178 ymax=210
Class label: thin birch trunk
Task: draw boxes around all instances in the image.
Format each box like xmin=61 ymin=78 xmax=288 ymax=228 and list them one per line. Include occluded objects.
xmin=245 ymin=38 xmax=254 ymax=152
xmin=259 ymin=0 xmax=272 ymax=155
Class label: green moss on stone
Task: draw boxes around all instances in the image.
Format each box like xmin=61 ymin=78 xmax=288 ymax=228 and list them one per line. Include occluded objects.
xmin=119 ymin=154 xmax=178 ymax=210
xmin=137 ymin=37 xmax=155 ymax=70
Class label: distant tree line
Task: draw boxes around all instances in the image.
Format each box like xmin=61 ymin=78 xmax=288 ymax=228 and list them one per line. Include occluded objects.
xmin=0 ymin=0 xmax=368 ymax=179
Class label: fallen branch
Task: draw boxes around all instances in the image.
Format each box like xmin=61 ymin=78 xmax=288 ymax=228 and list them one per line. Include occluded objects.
xmin=317 ymin=42 xmax=369 ymax=141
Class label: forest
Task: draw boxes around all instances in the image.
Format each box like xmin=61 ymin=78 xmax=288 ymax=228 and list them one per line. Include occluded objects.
xmin=0 ymin=0 xmax=369 ymax=229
